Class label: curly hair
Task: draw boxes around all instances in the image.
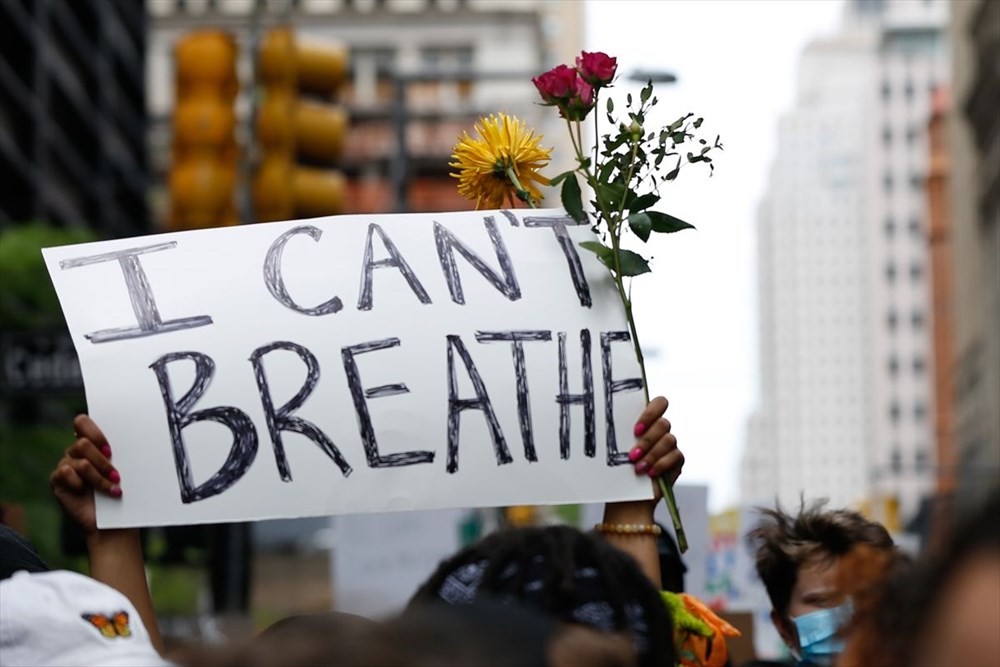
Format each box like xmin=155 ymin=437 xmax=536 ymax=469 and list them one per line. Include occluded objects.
xmin=746 ymin=499 xmax=894 ymax=617
xmin=408 ymin=525 xmax=676 ymax=667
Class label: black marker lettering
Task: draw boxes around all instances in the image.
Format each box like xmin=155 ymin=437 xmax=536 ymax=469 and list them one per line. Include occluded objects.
xmin=499 ymin=209 xmax=519 ymax=227
xmin=523 ymin=214 xmax=592 ymax=307
xmin=434 ymin=217 xmax=520 ymax=305
xmin=446 ymin=334 xmax=511 ymax=473
xmin=601 ymin=331 xmax=644 ymax=466
xmin=357 ymin=223 xmax=431 ymax=310
xmin=250 ymin=341 xmax=352 ymax=480
xmin=150 ymin=351 xmax=258 ymax=503
xmin=263 ymin=226 xmax=343 ymax=316
xmin=556 ymin=330 xmax=596 ymax=459
xmin=61 ymin=243 xmax=212 ymax=343
xmin=341 ymin=338 xmax=435 ymax=467
xmin=475 ymin=330 xmax=552 ymax=462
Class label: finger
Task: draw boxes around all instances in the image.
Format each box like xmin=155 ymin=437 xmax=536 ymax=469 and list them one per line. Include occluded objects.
xmin=631 ymin=396 xmax=668 ymax=439
xmin=628 ymin=417 xmax=670 ymax=467
xmin=68 ymin=438 xmax=118 ymax=482
xmin=73 ymin=415 xmax=112 ymax=459
xmin=649 ymin=447 xmax=685 ymax=484
xmin=69 ymin=458 xmax=120 ymax=496
xmin=50 ymin=460 xmax=87 ymax=494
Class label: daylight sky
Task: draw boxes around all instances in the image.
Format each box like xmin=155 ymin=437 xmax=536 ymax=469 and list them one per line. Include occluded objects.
xmin=583 ymin=0 xmax=845 ymax=511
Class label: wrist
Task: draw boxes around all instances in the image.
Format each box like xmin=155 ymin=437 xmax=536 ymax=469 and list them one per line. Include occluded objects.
xmin=603 ymin=500 xmax=657 ymax=525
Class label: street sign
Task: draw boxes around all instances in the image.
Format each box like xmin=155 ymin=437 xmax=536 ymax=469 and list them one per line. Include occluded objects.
xmin=0 ymin=329 xmax=83 ymax=395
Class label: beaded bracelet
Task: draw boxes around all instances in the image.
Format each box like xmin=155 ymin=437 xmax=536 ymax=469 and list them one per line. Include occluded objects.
xmin=594 ymin=522 xmax=662 ymax=536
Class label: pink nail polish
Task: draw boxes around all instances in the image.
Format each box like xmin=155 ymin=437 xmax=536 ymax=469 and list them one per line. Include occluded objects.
xmin=101 ymin=445 xmax=112 ymax=459
xmin=628 ymin=447 xmax=643 ymax=462
xmin=109 ymin=485 xmax=122 ymax=498
xmin=647 ymin=468 xmax=658 ymax=478
xmin=635 ymin=460 xmax=649 ymax=474
xmin=108 ymin=469 xmax=120 ymax=484
xmin=633 ymin=422 xmax=647 ymax=438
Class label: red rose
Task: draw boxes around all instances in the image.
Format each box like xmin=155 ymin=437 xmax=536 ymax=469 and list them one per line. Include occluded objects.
xmin=532 ymin=64 xmax=579 ymax=105
xmin=576 ymin=51 xmax=617 ymax=87
xmin=562 ymin=79 xmax=595 ymax=121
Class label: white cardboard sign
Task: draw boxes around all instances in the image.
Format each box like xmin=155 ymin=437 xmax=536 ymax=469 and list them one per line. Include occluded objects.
xmin=42 ymin=209 xmax=651 ymax=528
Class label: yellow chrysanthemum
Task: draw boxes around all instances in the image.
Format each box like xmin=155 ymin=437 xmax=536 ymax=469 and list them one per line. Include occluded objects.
xmin=450 ymin=113 xmax=552 ymax=209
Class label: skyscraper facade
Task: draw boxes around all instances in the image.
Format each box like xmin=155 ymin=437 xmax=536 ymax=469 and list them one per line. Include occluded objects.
xmin=742 ymin=0 xmax=948 ymax=525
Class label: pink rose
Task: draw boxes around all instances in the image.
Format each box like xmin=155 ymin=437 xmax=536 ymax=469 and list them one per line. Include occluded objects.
xmin=532 ymin=64 xmax=578 ymax=105
xmin=576 ymin=51 xmax=617 ymax=87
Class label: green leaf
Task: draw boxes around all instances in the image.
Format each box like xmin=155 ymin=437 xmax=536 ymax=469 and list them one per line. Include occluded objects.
xmin=614 ymin=249 xmax=652 ymax=276
xmin=561 ymin=175 xmax=586 ymax=223
xmin=628 ymin=212 xmax=652 ymax=242
xmin=578 ymin=240 xmax=614 ymax=260
xmin=648 ymin=210 xmax=696 ymax=233
xmin=606 ymin=97 xmax=614 ymax=114
xmin=595 ymin=182 xmax=627 ymax=209
xmin=640 ymin=83 xmax=652 ymax=104
xmin=547 ymin=170 xmax=574 ymax=187
xmin=627 ymin=192 xmax=660 ymax=212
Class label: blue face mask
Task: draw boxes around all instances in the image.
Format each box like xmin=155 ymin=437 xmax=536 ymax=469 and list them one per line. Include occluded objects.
xmin=792 ymin=601 xmax=853 ymax=666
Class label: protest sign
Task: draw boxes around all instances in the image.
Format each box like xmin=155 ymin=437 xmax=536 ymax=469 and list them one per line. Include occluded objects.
xmin=42 ymin=209 xmax=651 ymax=528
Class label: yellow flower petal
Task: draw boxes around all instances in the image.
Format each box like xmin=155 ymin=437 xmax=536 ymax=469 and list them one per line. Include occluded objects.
xmin=450 ymin=113 xmax=552 ymax=209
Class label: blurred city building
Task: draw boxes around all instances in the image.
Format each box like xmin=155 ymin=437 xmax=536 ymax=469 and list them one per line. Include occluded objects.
xmin=0 ymin=0 xmax=148 ymax=237
xmin=947 ymin=0 xmax=1000 ymax=514
xmin=742 ymin=0 xmax=949 ymax=530
xmin=146 ymin=0 xmax=582 ymax=224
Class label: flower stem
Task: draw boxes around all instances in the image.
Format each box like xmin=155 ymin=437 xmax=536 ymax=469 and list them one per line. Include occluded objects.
xmin=505 ymin=165 xmax=537 ymax=208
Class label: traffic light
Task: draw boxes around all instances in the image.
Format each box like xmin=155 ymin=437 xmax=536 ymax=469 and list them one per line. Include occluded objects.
xmin=253 ymin=28 xmax=349 ymax=222
xmin=169 ymin=30 xmax=239 ymax=230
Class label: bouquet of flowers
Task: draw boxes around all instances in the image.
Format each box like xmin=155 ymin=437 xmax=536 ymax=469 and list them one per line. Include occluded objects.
xmin=451 ymin=51 xmax=722 ymax=553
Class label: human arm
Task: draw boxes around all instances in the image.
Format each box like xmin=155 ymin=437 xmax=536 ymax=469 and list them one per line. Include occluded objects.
xmin=600 ymin=396 xmax=684 ymax=587
xmin=50 ymin=415 xmax=164 ymax=654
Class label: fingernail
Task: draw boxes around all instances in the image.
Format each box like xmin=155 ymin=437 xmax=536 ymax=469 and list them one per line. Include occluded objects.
xmin=633 ymin=422 xmax=647 ymax=438
xmin=101 ymin=445 xmax=112 ymax=459
xmin=647 ymin=468 xmax=658 ymax=478
xmin=635 ymin=460 xmax=649 ymax=474
xmin=109 ymin=485 xmax=122 ymax=498
xmin=108 ymin=469 xmax=120 ymax=484
xmin=628 ymin=447 xmax=643 ymax=462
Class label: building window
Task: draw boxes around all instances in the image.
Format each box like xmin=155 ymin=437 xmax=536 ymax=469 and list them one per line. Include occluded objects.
xmin=890 ymin=447 xmax=903 ymax=474
xmin=914 ymin=401 xmax=927 ymax=421
xmin=904 ymin=79 xmax=915 ymax=101
xmin=888 ymin=355 xmax=900 ymax=376
xmin=885 ymin=261 xmax=897 ymax=283
xmin=883 ymin=172 xmax=894 ymax=193
xmin=915 ymin=448 xmax=929 ymax=473
xmin=881 ymin=79 xmax=891 ymax=101
xmin=913 ymin=356 xmax=926 ymax=374
xmin=910 ymin=172 xmax=923 ymax=189
xmin=884 ymin=216 xmax=896 ymax=238
xmin=909 ymin=216 xmax=922 ymax=237
xmin=882 ymin=125 xmax=892 ymax=146
xmin=910 ymin=261 xmax=923 ymax=282
xmin=912 ymin=310 xmax=925 ymax=329
xmin=889 ymin=401 xmax=901 ymax=424
xmin=887 ymin=309 xmax=898 ymax=331
xmin=906 ymin=126 xmax=918 ymax=145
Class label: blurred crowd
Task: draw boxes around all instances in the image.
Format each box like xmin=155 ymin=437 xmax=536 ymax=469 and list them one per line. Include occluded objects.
xmin=1 ymin=402 xmax=997 ymax=667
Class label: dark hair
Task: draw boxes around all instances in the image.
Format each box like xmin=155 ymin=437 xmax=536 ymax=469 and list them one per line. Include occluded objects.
xmin=840 ymin=489 xmax=1000 ymax=667
xmin=747 ymin=499 xmax=894 ymax=616
xmin=0 ymin=525 xmax=48 ymax=581
xmin=409 ymin=525 xmax=675 ymax=667
xmin=655 ymin=523 xmax=686 ymax=593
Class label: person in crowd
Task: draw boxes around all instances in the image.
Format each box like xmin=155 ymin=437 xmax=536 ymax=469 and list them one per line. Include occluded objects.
xmin=46 ymin=397 xmax=688 ymax=665
xmin=182 ymin=599 xmax=638 ymax=667
xmin=0 ymin=568 xmax=172 ymax=666
xmin=746 ymin=500 xmax=897 ymax=666
xmin=837 ymin=488 xmax=999 ymax=667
